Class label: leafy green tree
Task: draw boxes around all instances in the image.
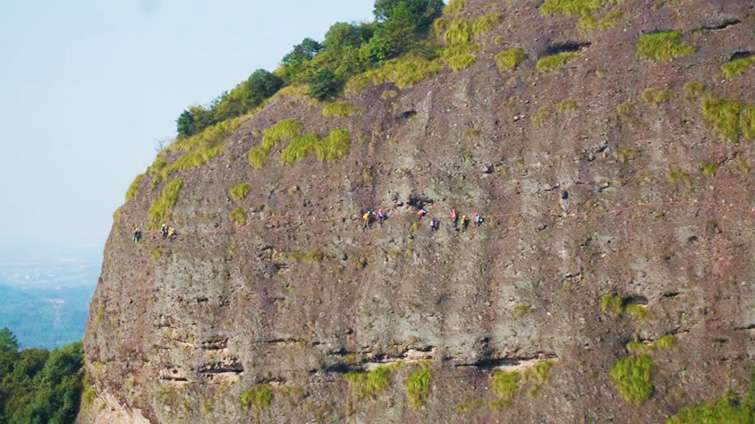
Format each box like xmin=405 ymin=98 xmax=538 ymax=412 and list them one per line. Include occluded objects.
xmin=247 ymin=69 xmax=283 ymax=105
xmin=309 ymin=68 xmax=341 ymax=100
xmin=279 ymin=38 xmax=324 ymax=83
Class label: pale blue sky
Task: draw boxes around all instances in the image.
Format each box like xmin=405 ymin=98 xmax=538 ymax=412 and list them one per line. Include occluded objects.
xmin=0 ymin=0 xmax=373 ymax=258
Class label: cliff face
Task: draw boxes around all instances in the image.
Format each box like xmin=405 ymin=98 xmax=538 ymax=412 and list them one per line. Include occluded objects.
xmin=82 ymin=0 xmax=754 ymax=422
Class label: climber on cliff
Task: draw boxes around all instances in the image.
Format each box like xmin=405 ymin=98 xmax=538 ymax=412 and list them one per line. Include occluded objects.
xmin=377 ymin=208 xmax=387 ymax=225
xmin=160 ymin=223 xmax=169 ymax=239
xmin=132 ymin=226 xmax=142 ymax=244
xmin=450 ymin=208 xmax=459 ymax=230
xmin=416 ymin=208 xmax=428 ymax=221
xmin=474 ymin=212 xmax=484 ymax=227
xmin=461 ymin=214 xmax=470 ymax=231
xmin=168 ymin=226 xmax=177 ymax=241
xmin=430 ymin=217 xmax=440 ymax=231
xmin=362 ymin=210 xmax=373 ymax=229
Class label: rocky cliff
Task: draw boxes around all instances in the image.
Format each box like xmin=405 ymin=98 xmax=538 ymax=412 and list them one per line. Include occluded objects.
xmin=81 ymin=0 xmax=754 ymax=422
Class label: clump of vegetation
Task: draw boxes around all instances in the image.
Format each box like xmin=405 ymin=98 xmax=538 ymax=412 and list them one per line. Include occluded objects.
xmin=721 ymin=55 xmax=755 ymax=80
xmin=655 ymin=334 xmax=677 ymax=350
xmin=491 ymin=370 xmax=521 ymax=408
xmin=625 ymin=303 xmax=648 ymax=321
xmin=147 ymin=178 xmax=183 ymax=230
xmin=492 ymin=360 xmax=557 ymax=409
xmin=701 ymin=162 xmax=718 ymax=177
xmin=532 ymin=106 xmax=552 ymax=127
xmin=598 ymin=10 xmax=622 ymax=29
xmin=240 ymin=384 xmax=273 ymax=412
xmin=495 ymin=47 xmax=528 ymax=72
xmin=666 ymin=372 xmax=754 ymax=424
xmin=536 ymin=52 xmax=580 ymax=73
xmin=540 ymin=0 xmax=619 ymax=17
xmin=636 ymin=30 xmax=695 ymax=61
xmin=248 ymin=119 xmax=305 ymax=168
xmin=667 ymin=168 xmax=690 ymax=185
xmin=280 ymin=128 xmax=352 ymax=165
xmin=617 ymin=145 xmax=638 ymax=162
xmin=405 ymin=366 xmax=431 ymax=408
xmin=642 ymin=87 xmax=673 ymax=105
xmin=346 ymin=54 xmax=444 ymax=92
xmin=609 ymin=353 xmax=654 ymax=406
xmin=700 ymin=95 xmax=754 ymax=143
xmin=125 ymin=174 xmax=144 ymax=201
xmin=345 ymin=365 xmax=396 ymax=399
xmin=287 ymin=249 xmax=326 ymax=262
xmin=513 ymin=303 xmax=532 ymax=318
xmin=443 ymin=0 xmax=466 ymax=15
xmin=600 ymin=293 xmax=623 ymax=316
xmin=557 ymin=99 xmax=578 ymax=113
xmin=435 ymin=11 xmax=502 ymax=71
xmin=683 ymin=81 xmax=706 ymax=102
xmin=616 ymin=100 xmax=641 ymax=126
xmin=322 ymin=101 xmax=360 ymax=117
xmin=229 ymin=183 xmax=251 ymax=201
xmin=229 ymin=207 xmax=248 ymax=226
xmin=0 ymin=328 xmax=85 ymax=423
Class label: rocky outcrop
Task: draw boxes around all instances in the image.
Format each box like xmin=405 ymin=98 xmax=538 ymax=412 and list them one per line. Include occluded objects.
xmin=83 ymin=0 xmax=754 ymax=422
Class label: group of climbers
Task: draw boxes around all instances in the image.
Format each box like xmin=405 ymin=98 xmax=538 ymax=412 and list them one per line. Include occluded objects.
xmin=362 ymin=205 xmax=484 ymax=233
xmin=132 ymin=223 xmax=178 ymax=245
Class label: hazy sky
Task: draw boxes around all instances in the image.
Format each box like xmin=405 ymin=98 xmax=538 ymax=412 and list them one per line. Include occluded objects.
xmin=0 ymin=0 xmax=373 ymax=257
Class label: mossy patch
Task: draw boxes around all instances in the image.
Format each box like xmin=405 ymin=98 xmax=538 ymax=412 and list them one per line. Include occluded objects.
xmin=248 ymin=119 xmax=305 ymax=168
xmin=700 ymin=95 xmax=754 ymax=143
xmin=322 ymin=101 xmax=360 ymax=117
xmin=536 ymin=52 xmax=580 ymax=73
xmin=609 ymin=353 xmax=654 ymax=406
xmin=532 ymin=106 xmax=552 ymax=127
xmin=229 ymin=183 xmax=251 ymax=201
xmin=666 ymin=372 xmax=754 ymax=424
xmin=240 ymin=384 xmax=273 ymax=411
xmin=345 ymin=365 xmax=396 ymax=399
xmin=125 ymin=174 xmax=144 ymax=202
xmin=491 ymin=360 xmax=557 ymax=409
xmin=600 ymin=293 xmax=623 ymax=316
xmin=557 ymin=99 xmax=578 ymax=113
xmin=147 ymin=178 xmax=183 ymax=230
xmin=722 ymin=55 xmax=755 ymax=80
xmin=405 ymin=366 xmax=431 ymax=408
xmin=636 ymin=30 xmax=695 ymax=61
xmin=641 ymin=87 xmax=673 ymax=105
xmin=495 ymin=47 xmax=528 ymax=72
xmin=540 ymin=0 xmax=619 ymax=17
xmin=229 ymin=207 xmax=248 ymax=226
xmin=683 ymin=81 xmax=706 ymax=102
xmin=491 ymin=370 xmax=520 ymax=408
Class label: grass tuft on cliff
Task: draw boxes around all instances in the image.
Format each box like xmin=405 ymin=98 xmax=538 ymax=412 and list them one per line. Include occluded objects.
xmin=405 ymin=366 xmax=431 ymax=408
xmin=240 ymin=384 xmax=273 ymax=411
xmin=347 ymin=54 xmax=443 ymax=93
xmin=280 ymin=128 xmax=351 ymax=165
xmin=722 ymin=55 xmax=755 ymax=80
xmin=536 ymin=52 xmax=580 ymax=72
xmin=229 ymin=207 xmax=248 ymax=226
xmin=147 ymin=178 xmax=183 ymax=230
xmin=495 ymin=47 xmax=528 ymax=72
xmin=666 ymin=371 xmax=754 ymax=424
xmin=345 ymin=365 xmax=396 ymax=399
xmin=700 ymin=95 xmax=754 ymax=143
xmin=125 ymin=174 xmax=144 ymax=202
xmin=609 ymin=353 xmax=654 ymax=406
xmin=229 ymin=183 xmax=251 ymax=201
xmin=540 ymin=0 xmax=620 ymax=17
xmin=322 ymin=101 xmax=360 ymax=117
xmin=636 ymin=30 xmax=694 ymax=61
xmin=248 ymin=119 xmax=305 ymax=168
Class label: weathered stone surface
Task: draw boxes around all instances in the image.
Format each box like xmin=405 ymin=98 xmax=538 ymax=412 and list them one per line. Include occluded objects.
xmin=82 ymin=0 xmax=754 ymax=422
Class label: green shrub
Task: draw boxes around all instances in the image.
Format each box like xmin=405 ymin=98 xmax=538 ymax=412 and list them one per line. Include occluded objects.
xmin=322 ymin=101 xmax=360 ymax=117
xmin=405 ymin=367 xmax=431 ymax=408
xmin=248 ymin=119 xmax=305 ymax=168
xmin=345 ymin=365 xmax=395 ymax=399
xmin=636 ymin=30 xmax=695 ymax=61
xmin=557 ymin=99 xmax=578 ymax=113
xmin=609 ymin=354 xmax=654 ymax=406
xmin=666 ymin=373 xmax=754 ymax=424
xmin=495 ymin=47 xmax=528 ymax=71
xmin=722 ymin=55 xmax=755 ymax=80
xmin=701 ymin=162 xmax=718 ymax=176
xmin=147 ymin=178 xmax=183 ymax=230
xmin=229 ymin=183 xmax=251 ymax=201
xmin=536 ymin=52 xmax=579 ymax=72
xmin=240 ymin=384 xmax=273 ymax=411
xmin=600 ymin=293 xmax=623 ymax=316
xmin=125 ymin=174 xmax=144 ymax=201
xmin=229 ymin=207 xmax=248 ymax=226
xmin=642 ymin=87 xmax=673 ymax=105
xmin=540 ymin=0 xmax=617 ymax=17
xmin=309 ymin=68 xmax=342 ymax=100
xmin=492 ymin=370 xmax=521 ymax=406
xmin=532 ymin=106 xmax=552 ymax=127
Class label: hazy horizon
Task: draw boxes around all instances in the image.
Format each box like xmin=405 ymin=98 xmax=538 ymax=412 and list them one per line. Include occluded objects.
xmin=0 ymin=0 xmax=373 ymax=255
